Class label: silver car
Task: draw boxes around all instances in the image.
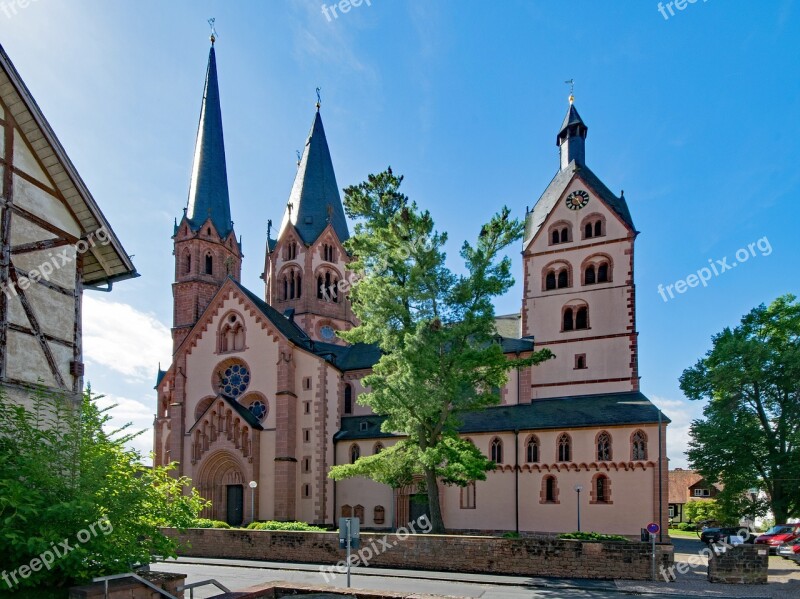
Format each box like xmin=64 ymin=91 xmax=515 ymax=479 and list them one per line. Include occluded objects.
xmin=777 ymin=539 xmax=800 ymax=562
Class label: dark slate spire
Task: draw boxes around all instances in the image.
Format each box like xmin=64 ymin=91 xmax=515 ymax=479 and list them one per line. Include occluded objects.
xmin=279 ymin=108 xmax=349 ymax=244
xmin=185 ymin=43 xmax=233 ymax=238
xmin=557 ymin=99 xmax=588 ymax=171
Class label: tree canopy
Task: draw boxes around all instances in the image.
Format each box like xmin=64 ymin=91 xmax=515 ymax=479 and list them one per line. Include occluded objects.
xmin=328 ymin=170 xmax=553 ymax=532
xmin=680 ymin=294 xmax=800 ymax=523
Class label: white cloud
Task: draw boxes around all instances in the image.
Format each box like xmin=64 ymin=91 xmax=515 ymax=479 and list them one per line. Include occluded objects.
xmin=94 ymin=393 xmax=155 ymax=464
xmin=653 ymin=395 xmax=705 ymax=470
xmin=82 ymin=296 xmax=171 ymax=382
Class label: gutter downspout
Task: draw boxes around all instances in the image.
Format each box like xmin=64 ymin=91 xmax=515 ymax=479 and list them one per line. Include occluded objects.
xmin=515 ymin=429 xmax=520 ymax=534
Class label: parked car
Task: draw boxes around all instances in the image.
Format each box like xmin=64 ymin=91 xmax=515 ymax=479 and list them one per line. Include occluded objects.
xmin=700 ymin=526 xmax=755 ymax=545
xmin=754 ymin=524 xmax=800 ymax=554
xmin=777 ymin=539 xmax=800 ymax=562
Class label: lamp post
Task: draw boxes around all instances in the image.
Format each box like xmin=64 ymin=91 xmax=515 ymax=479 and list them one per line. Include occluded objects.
xmin=574 ymin=484 xmax=583 ymax=532
xmin=248 ymin=480 xmax=258 ymax=524
xmin=619 ymin=401 xmax=664 ymax=543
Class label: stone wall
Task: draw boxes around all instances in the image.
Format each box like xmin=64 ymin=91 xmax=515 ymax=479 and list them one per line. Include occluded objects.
xmin=707 ymin=545 xmax=768 ymax=584
xmin=162 ymin=528 xmax=674 ymax=581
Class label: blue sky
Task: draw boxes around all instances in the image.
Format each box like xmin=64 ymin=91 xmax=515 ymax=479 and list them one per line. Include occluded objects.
xmin=2 ymin=1 xmax=798 ymax=467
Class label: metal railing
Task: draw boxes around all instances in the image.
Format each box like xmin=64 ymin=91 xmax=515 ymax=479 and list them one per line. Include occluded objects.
xmin=92 ymin=572 xmax=178 ymax=599
xmin=178 ymin=579 xmax=232 ymax=598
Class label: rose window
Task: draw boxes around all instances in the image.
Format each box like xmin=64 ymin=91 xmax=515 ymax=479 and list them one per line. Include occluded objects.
xmin=221 ymin=364 xmax=250 ymax=398
xmin=248 ymin=400 xmax=267 ymax=421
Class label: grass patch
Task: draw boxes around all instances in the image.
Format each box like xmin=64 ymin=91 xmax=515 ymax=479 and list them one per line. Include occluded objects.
xmin=668 ymin=528 xmax=700 ymax=539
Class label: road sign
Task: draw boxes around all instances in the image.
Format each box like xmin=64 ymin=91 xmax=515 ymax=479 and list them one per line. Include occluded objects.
xmin=338 ymin=517 xmax=360 ymax=549
xmin=646 ymin=522 xmax=660 ymax=535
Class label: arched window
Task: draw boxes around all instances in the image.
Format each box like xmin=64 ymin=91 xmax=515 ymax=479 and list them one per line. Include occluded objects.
xmin=557 ymin=433 xmax=571 ymax=462
xmin=526 ymin=435 xmax=539 ymax=463
xmin=545 ymin=271 xmax=556 ymax=290
xmin=317 ymin=275 xmax=324 ymax=299
xmin=205 ymin=253 xmax=213 ymax=275
xmin=593 ymin=474 xmax=611 ymax=504
xmin=374 ymin=505 xmax=386 ymax=524
xmin=563 ymin=308 xmax=574 ymax=332
xmin=557 ymin=270 xmax=568 ymax=289
xmin=597 ymin=263 xmax=609 ymax=283
xmin=596 ymin=431 xmax=612 ymax=461
xmin=549 ymin=223 xmax=572 ymax=246
xmin=350 ymin=443 xmax=360 ymax=464
xmin=287 ymin=242 xmax=298 ymax=260
xmin=341 ymin=504 xmax=353 ymax=517
xmin=283 ymin=276 xmax=288 ymax=300
xmin=575 ymin=306 xmax=588 ymax=330
xmin=631 ymin=430 xmax=648 ymax=460
xmin=581 ymin=216 xmax=605 ymax=240
xmin=594 ymin=221 xmax=602 ymax=237
xmin=184 ymin=252 xmax=192 ymax=275
xmin=461 ymin=482 xmax=476 ymax=509
xmin=560 ymin=228 xmax=569 ymax=243
xmin=343 ymin=384 xmax=353 ymax=415
xmin=585 ymin=265 xmax=596 ymax=285
xmin=584 ymin=223 xmax=593 ymax=239
xmin=551 ymin=230 xmax=559 ymax=245
xmin=281 ymin=269 xmax=302 ymax=300
xmin=490 ymin=437 xmax=503 ymax=464
xmin=541 ymin=475 xmax=558 ymax=503
xmin=354 ymin=504 xmax=365 ymax=521
xmin=219 ymin=313 xmax=245 ymax=352
xmin=374 ymin=442 xmax=384 ymax=455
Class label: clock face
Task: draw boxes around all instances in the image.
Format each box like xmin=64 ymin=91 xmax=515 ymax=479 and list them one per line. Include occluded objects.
xmin=320 ymin=325 xmax=336 ymax=341
xmin=565 ymin=190 xmax=590 ymax=210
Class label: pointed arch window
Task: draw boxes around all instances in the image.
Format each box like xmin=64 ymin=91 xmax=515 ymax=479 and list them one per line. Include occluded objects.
xmin=373 ymin=442 xmax=384 ymax=455
xmin=219 ymin=313 xmax=246 ymax=353
xmin=490 ymin=437 xmax=503 ymax=464
xmin=350 ymin=443 xmax=360 ymax=464
xmin=557 ymin=433 xmax=571 ymax=462
xmin=526 ymin=435 xmax=539 ymax=463
xmin=184 ymin=251 xmax=192 ymax=275
xmin=318 ymin=269 xmax=340 ymax=303
xmin=205 ymin=253 xmax=213 ymax=275
xmin=286 ymin=242 xmax=298 ymax=260
xmin=631 ymin=430 xmax=648 ymax=461
xmin=596 ymin=431 xmax=612 ymax=461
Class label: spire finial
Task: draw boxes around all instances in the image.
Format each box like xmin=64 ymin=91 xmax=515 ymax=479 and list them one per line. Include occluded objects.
xmin=315 ymin=87 xmax=321 ymax=111
xmin=565 ymin=78 xmax=575 ymax=104
xmin=208 ymin=18 xmax=217 ymax=45
xmin=296 ymin=149 xmax=302 ymax=167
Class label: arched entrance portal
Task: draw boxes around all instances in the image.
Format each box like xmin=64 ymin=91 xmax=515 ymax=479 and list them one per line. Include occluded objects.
xmin=197 ymin=451 xmax=246 ymax=525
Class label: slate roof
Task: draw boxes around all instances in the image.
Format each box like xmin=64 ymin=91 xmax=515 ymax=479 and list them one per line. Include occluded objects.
xmin=154 ymin=368 xmax=167 ymax=389
xmin=334 ymin=391 xmax=667 ymax=441
xmin=189 ymin=392 xmax=264 ymax=433
xmin=560 ymin=103 xmax=586 ymax=134
xmin=524 ymin=161 xmax=635 ymax=246
xmin=278 ymin=110 xmax=350 ymax=244
xmin=185 ymin=45 xmax=233 ymax=238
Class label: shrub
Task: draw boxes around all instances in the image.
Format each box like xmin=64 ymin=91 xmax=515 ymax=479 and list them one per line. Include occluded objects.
xmin=246 ymin=521 xmax=327 ymax=532
xmin=502 ymin=531 xmax=521 ymax=539
xmin=193 ymin=519 xmax=231 ymax=529
xmin=0 ymin=388 xmax=208 ymax=591
xmin=558 ymin=531 xmax=629 ymax=542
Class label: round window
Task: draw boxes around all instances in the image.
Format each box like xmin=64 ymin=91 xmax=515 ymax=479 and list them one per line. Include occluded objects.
xmin=248 ymin=400 xmax=267 ymax=420
xmin=221 ymin=363 xmax=250 ymax=398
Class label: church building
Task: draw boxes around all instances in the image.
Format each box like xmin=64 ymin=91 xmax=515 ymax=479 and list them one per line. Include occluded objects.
xmin=153 ymin=40 xmax=669 ymax=537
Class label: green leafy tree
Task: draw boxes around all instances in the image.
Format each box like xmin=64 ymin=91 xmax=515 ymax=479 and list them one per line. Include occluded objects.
xmin=683 ymin=499 xmax=722 ymax=524
xmin=680 ymin=294 xmax=800 ymax=524
xmin=0 ymin=387 xmax=208 ymax=591
xmin=328 ymin=170 xmax=553 ymax=533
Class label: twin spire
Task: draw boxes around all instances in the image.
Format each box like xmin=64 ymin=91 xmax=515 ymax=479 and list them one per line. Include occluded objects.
xmin=185 ymin=42 xmax=233 ymax=238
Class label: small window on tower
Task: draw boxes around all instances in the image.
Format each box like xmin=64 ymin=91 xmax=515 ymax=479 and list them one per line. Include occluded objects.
xmin=205 ymin=253 xmax=213 ymax=275
xmin=575 ymin=354 xmax=586 ymax=370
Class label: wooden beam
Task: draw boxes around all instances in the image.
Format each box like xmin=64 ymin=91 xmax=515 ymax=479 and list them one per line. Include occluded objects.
xmin=11 ymin=237 xmax=71 ymax=255
xmin=0 ymin=118 xmax=13 ymax=381
xmin=0 ymin=199 xmax=79 ymax=244
xmin=7 ymin=322 xmax=75 ymax=348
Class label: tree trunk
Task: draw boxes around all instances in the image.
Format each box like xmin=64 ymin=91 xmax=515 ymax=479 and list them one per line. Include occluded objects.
xmin=424 ymin=466 xmax=445 ymax=533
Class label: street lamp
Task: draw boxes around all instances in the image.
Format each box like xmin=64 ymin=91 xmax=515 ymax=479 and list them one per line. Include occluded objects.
xmin=248 ymin=480 xmax=258 ymax=524
xmin=574 ymin=484 xmax=583 ymax=532
xmin=619 ymin=401 xmax=663 ymax=543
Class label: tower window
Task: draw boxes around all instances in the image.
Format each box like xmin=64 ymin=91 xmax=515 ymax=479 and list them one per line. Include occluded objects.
xmin=595 ymin=221 xmax=602 ymax=237
xmin=548 ymin=223 xmax=572 ymax=246
xmin=597 ymin=263 xmax=609 ymax=283
xmin=205 ymin=253 xmax=213 ymax=275
xmin=286 ymin=242 xmax=298 ymax=260
xmin=281 ymin=268 xmax=302 ymax=300
xmin=551 ymin=230 xmax=559 ymax=245
xmin=563 ymin=308 xmax=574 ymax=331
xmin=581 ymin=215 xmax=605 ymax=240
xmin=323 ymin=244 xmax=336 ymax=262
xmin=575 ymin=354 xmax=586 ymax=369
xmin=343 ymin=383 xmax=353 ymax=415
xmin=585 ymin=265 xmax=596 ymax=285
xmin=557 ymin=270 xmax=568 ymax=289
xmin=560 ymin=228 xmax=569 ymax=243
xmin=585 ymin=223 xmax=593 ymax=239
xmin=575 ymin=306 xmax=588 ymax=330
xmin=545 ymin=271 xmax=556 ymax=290
xmin=184 ymin=252 xmax=192 ymax=275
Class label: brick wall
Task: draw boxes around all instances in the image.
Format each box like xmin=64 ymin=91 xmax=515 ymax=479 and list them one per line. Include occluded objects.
xmin=162 ymin=528 xmax=673 ymax=581
xmin=707 ymin=545 xmax=768 ymax=584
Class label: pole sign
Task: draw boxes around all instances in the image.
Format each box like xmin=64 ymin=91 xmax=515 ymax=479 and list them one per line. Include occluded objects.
xmin=338 ymin=517 xmax=361 ymax=549
xmin=646 ymin=522 xmax=660 ymax=535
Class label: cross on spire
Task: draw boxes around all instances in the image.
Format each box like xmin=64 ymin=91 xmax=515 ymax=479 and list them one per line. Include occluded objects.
xmin=208 ymin=18 xmax=217 ymax=45
xmin=316 ymin=87 xmax=322 ymax=110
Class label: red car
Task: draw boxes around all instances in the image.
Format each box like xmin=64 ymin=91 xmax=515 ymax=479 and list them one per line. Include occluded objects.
xmin=754 ymin=524 xmax=800 ymax=553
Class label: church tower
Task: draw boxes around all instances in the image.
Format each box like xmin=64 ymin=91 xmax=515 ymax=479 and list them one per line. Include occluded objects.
xmin=522 ymin=97 xmax=639 ymax=400
xmin=262 ymin=103 xmax=355 ymax=343
xmin=172 ymin=39 xmax=241 ymax=352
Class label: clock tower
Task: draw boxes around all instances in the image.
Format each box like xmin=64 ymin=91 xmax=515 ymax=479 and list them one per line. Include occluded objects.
xmin=521 ymin=98 xmax=639 ymax=400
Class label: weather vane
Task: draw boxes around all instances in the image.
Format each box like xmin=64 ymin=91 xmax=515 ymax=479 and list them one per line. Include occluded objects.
xmin=565 ymin=78 xmax=575 ymax=103
xmin=316 ymin=87 xmax=322 ymax=109
xmin=208 ymin=18 xmax=218 ymax=44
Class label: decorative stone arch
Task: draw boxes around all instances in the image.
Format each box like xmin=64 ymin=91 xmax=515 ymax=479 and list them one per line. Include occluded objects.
xmin=548 ymin=220 xmax=573 ymax=245
xmin=581 ymin=253 xmax=614 ymax=285
xmin=631 ymin=429 xmax=648 ymax=460
xmin=595 ymin=430 xmax=613 ymax=461
xmin=561 ymin=300 xmax=590 ymax=332
xmin=194 ymin=395 xmax=216 ymax=422
xmin=218 ymin=310 xmax=247 ymax=353
xmin=196 ymin=450 xmax=249 ymax=523
xmin=590 ymin=472 xmax=613 ymax=504
xmin=540 ymin=475 xmax=560 ymax=504
xmin=277 ymin=263 xmax=303 ymax=301
xmin=541 ymin=259 xmax=573 ymax=291
xmin=315 ymin=264 xmax=343 ymax=303
xmin=580 ymin=212 xmax=607 ymax=240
